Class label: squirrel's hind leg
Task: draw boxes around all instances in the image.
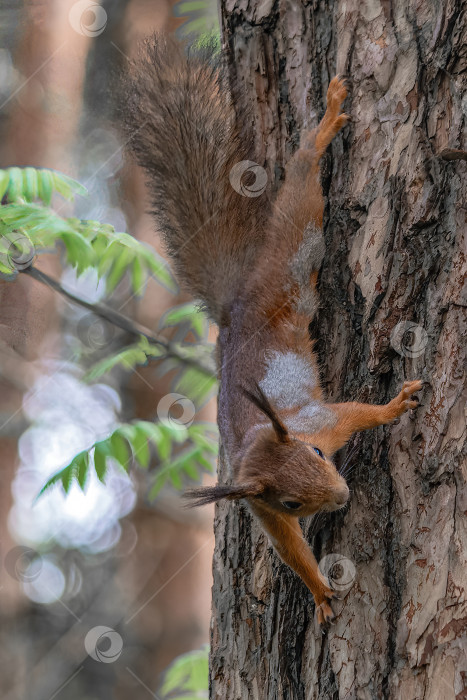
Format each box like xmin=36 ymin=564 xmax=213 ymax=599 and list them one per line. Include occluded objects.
xmin=313 ymin=76 xmax=349 ymax=161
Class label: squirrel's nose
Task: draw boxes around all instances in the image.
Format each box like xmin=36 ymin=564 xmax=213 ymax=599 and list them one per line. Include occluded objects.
xmin=335 ymin=483 xmax=349 ymax=506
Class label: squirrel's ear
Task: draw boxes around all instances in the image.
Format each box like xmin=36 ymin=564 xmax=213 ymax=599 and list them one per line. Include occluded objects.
xmin=241 ymin=382 xmax=289 ymax=444
xmin=183 ymin=483 xmax=262 ymax=507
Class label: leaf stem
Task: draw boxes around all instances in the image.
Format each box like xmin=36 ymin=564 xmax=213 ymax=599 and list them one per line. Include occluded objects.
xmin=23 ymin=266 xmax=214 ymax=377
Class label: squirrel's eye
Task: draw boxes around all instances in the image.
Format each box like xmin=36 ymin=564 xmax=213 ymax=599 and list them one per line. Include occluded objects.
xmin=312 ymin=446 xmax=324 ymax=459
xmin=281 ymin=501 xmax=302 ymax=510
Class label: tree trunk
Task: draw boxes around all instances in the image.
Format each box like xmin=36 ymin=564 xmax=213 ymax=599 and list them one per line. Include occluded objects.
xmin=211 ymin=1 xmax=466 ymax=698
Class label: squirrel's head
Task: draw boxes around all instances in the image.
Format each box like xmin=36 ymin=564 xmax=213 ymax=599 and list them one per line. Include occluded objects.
xmin=185 ymin=384 xmax=349 ymax=516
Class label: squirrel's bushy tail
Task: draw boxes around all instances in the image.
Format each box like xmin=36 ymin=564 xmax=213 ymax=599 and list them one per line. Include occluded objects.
xmin=120 ymin=35 xmax=268 ymax=324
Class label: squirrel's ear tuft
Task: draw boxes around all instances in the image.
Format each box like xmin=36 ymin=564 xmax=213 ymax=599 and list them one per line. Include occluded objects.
xmin=183 ymin=483 xmax=261 ymax=507
xmin=241 ymin=382 xmax=289 ymax=443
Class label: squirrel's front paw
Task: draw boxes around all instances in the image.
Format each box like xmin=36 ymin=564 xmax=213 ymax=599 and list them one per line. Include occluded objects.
xmin=315 ymin=587 xmax=336 ymax=626
xmin=388 ymin=380 xmax=423 ymax=419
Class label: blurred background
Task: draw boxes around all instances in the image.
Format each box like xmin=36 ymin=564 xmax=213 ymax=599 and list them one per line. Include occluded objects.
xmin=0 ymin=1 xmax=220 ymax=698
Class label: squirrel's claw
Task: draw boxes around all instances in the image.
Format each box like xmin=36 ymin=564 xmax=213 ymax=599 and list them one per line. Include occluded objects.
xmin=315 ymin=76 xmax=348 ymax=160
xmin=326 ymin=76 xmax=348 ymax=110
xmin=401 ymin=379 xmax=423 ymax=395
xmin=316 ymin=599 xmax=335 ymax=626
xmin=388 ymin=379 xmax=423 ymax=419
xmin=315 ymin=585 xmax=337 ymax=626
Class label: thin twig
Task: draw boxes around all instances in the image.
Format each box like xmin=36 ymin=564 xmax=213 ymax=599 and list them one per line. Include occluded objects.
xmin=22 ymin=266 xmax=214 ymax=377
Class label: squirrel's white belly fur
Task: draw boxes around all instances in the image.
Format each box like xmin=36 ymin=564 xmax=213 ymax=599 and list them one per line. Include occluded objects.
xmin=259 ymin=350 xmax=337 ymax=434
xmin=259 ymin=350 xmax=313 ymax=408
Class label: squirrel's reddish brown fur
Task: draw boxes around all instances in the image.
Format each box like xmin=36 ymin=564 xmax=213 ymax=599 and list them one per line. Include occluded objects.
xmin=122 ymin=36 xmax=422 ymax=625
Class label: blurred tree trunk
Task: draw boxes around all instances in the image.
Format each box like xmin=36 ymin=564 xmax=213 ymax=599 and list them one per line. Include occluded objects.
xmin=0 ymin=0 xmax=91 ymax=612
xmin=0 ymin=2 xmax=92 ymax=697
xmin=211 ymin=1 xmax=466 ymax=698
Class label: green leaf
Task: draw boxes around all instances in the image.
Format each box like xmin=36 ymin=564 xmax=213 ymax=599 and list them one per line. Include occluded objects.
xmin=105 ymin=247 xmax=134 ymax=293
xmin=60 ymin=229 xmax=95 ymax=273
xmin=148 ymin=440 xmax=211 ymax=500
xmin=174 ymin=366 xmax=217 ymax=407
xmin=56 ymin=172 xmax=88 ymax=198
xmin=181 ymin=458 xmax=199 ymax=480
xmin=136 ymin=421 xmax=163 ymax=443
xmin=37 ymin=169 xmax=53 ymax=206
xmin=110 ymin=430 xmax=132 ymax=471
xmin=196 ymin=454 xmax=215 ymax=472
xmin=37 ymin=467 xmax=71 ymax=498
xmin=22 ymin=168 xmax=38 ymax=202
xmin=169 ymin=468 xmax=183 ymax=489
xmin=84 ymin=341 xmax=155 ymax=382
xmin=36 ymin=419 xmax=218 ymax=501
xmin=0 ymin=186 xmax=176 ymax=297
xmin=188 ymin=424 xmax=218 ymax=454
xmin=118 ymin=424 xmax=137 ymax=440
xmin=37 ymin=450 xmax=89 ymax=498
xmin=139 ymin=245 xmax=177 ymax=292
xmin=153 ymin=427 xmax=172 ymax=461
xmin=131 ymin=425 xmax=151 ymax=468
xmin=0 ymin=259 xmax=15 ymax=277
xmin=51 ymin=171 xmax=87 ymax=201
xmin=159 ymin=645 xmax=209 ymax=700
xmin=62 ymin=455 xmax=79 ymax=492
xmin=160 ymin=302 xmax=208 ymax=339
xmin=149 ymin=471 xmax=167 ymax=499
xmin=77 ymin=451 xmax=90 ymax=489
xmin=7 ymin=167 xmax=24 ymax=202
xmin=94 ymin=441 xmax=111 ymax=483
xmin=0 ymin=167 xmax=88 ymax=204
xmin=131 ymin=256 xmax=145 ymax=296
xmin=0 ymin=170 xmax=9 ymax=200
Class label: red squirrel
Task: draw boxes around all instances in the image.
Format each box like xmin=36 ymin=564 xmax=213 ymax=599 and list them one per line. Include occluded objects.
xmin=122 ymin=36 xmax=422 ymax=625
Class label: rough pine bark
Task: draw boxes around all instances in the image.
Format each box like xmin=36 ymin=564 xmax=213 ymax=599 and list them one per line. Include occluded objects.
xmin=211 ymin=1 xmax=467 ymax=698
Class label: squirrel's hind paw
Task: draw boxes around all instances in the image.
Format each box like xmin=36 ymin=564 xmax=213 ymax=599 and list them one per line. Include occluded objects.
xmin=316 ymin=599 xmax=335 ymax=626
xmin=326 ymin=76 xmax=348 ymax=111
xmin=315 ymin=586 xmax=337 ymax=626
xmin=315 ymin=77 xmax=348 ymax=159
